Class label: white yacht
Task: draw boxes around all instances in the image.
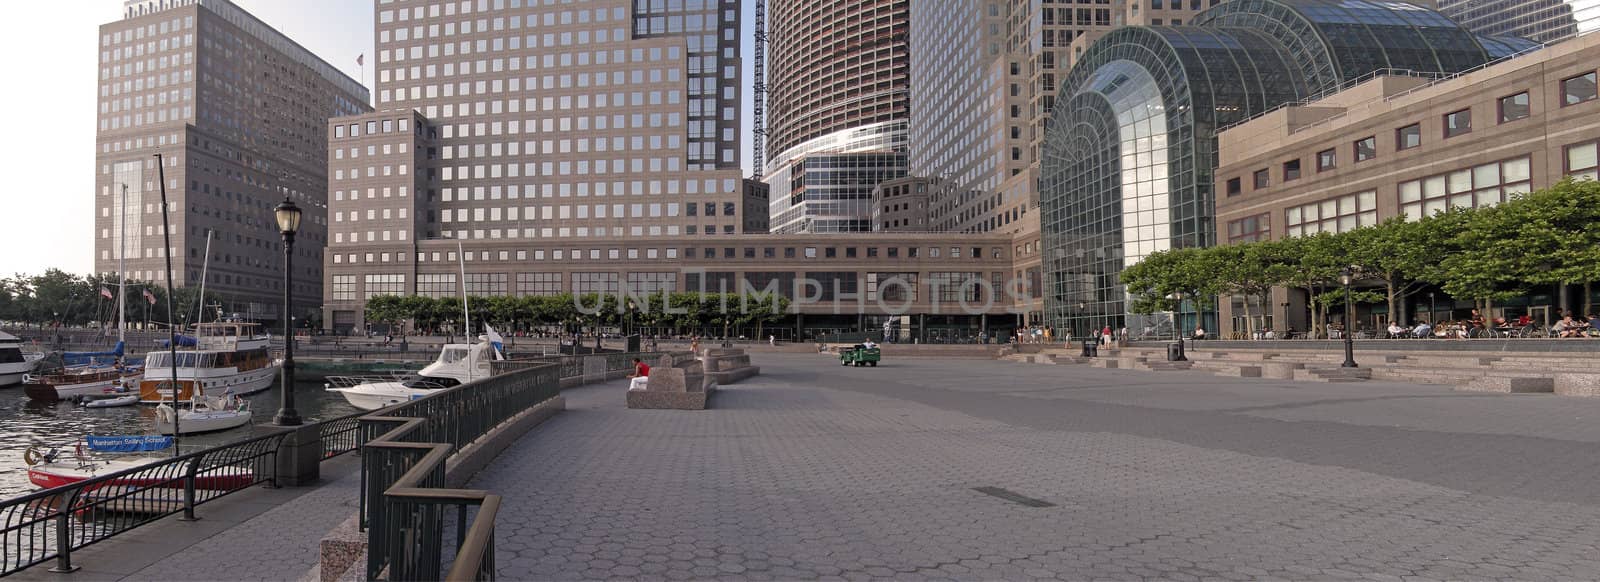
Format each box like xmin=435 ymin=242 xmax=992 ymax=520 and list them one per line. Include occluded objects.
xmin=0 ymin=332 xmax=43 ymax=387
xmin=326 ymin=340 xmax=495 ymax=411
xmin=139 ymin=322 xmax=282 ymax=404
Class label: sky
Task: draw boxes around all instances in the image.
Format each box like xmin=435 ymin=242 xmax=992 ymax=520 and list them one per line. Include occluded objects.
xmin=0 ymin=0 xmax=755 ymax=278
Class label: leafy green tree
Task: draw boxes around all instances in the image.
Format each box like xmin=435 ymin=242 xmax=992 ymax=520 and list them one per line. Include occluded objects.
xmin=1437 ymin=204 xmax=1524 ymax=314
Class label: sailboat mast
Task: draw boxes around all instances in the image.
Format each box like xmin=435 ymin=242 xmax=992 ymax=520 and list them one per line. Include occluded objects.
xmin=193 ymin=229 xmax=212 ymax=326
xmin=117 ymin=184 xmax=127 ymax=347
xmin=458 ymin=241 xmax=472 ymax=383
xmin=155 ymin=152 xmax=181 ymax=449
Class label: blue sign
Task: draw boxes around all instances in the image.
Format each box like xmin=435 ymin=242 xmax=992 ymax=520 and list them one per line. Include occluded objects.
xmin=86 ymin=435 xmax=175 ymax=453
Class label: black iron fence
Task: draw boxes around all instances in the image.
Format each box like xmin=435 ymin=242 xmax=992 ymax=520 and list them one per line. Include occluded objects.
xmin=360 ymin=362 xmax=562 ymax=581
xmin=0 ymin=431 xmax=287 ymax=575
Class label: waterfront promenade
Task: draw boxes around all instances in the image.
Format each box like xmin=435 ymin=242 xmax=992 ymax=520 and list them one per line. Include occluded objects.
xmin=474 ymin=353 xmax=1600 ymax=580
xmin=22 ymin=351 xmax=1600 ymax=580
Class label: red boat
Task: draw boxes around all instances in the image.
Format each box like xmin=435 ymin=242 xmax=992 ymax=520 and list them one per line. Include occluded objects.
xmin=25 ymin=453 xmax=254 ymax=491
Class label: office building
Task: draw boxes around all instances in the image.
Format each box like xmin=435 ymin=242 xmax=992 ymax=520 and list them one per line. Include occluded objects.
xmin=872 ymin=176 xmax=931 ymax=232
xmin=1213 ymin=32 xmax=1600 ymax=334
xmin=96 ymin=0 xmax=370 ymax=321
xmin=1438 ymin=0 xmax=1600 ymax=44
xmin=1039 ymin=0 xmax=1537 ymax=337
xmin=322 ymin=0 xmax=747 ymax=328
xmin=763 ymin=0 xmax=909 ymax=233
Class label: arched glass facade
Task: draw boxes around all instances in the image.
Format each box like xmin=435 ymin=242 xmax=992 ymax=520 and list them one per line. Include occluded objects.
xmin=1040 ymin=0 xmax=1527 ymax=337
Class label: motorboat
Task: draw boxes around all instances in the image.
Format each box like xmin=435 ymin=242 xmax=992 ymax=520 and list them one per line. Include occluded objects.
xmin=327 ymin=339 xmax=495 ymax=411
xmin=154 ymin=392 xmax=251 ymax=435
xmin=0 ymin=332 xmax=41 ymax=387
xmin=139 ymin=322 xmax=281 ymax=404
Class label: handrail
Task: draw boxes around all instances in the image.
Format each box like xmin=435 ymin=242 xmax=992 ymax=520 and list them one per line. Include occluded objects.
xmin=0 ymin=430 xmax=288 ymax=575
xmin=359 ymin=362 xmax=562 ymax=581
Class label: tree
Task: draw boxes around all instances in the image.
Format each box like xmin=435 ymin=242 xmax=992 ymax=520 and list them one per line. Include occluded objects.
xmin=1501 ymin=179 xmax=1600 ymax=315
xmin=1436 ymin=205 xmax=1524 ymax=313
xmin=1344 ymin=218 xmax=1440 ymax=327
xmin=365 ymin=294 xmax=407 ymax=331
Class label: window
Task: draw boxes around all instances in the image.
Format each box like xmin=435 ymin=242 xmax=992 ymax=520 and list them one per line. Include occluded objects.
xmin=571 ymin=272 xmax=619 ymax=294
xmin=1498 ymin=91 xmax=1530 ymax=123
xmin=1316 ymin=149 xmax=1336 ymax=172
xmin=625 ymin=272 xmax=676 ymax=294
xmin=1565 ymin=141 xmax=1598 ymax=181
xmin=1562 ymin=72 xmax=1597 ymax=106
xmin=1396 ymin=123 xmax=1421 ymax=150
xmin=869 ymin=273 xmax=917 ymax=302
xmin=1285 ymin=191 xmax=1377 ymax=237
xmin=1225 ymin=177 xmax=1241 ymax=196
xmin=363 ymin=274 xmax=405 ymax=299
xmin=1252 ymin=168 xmax=1269 ymax=189
xmin=331 ymin=275 xmax=356 ymax=301
xmin=1444 ymin=109 xmax=1471 ymax=138
xmin=1354 ymin=136 xmax=1377 ymax=162
xmin=464 ymin=273 xmax=507 ymax=296
xmin=1282 ymin=159 xmax=1302 ymax=182
xmin=416 ymin=274 xmax=456 ymax=298
xmin=515 ymin=273 xmax=562 ymax=296
xmin=1398 ymin=156 xmax=1532 ymax=220
xmin=1227 ymin=213 xmax=1271 ymax=243
xmin=926 ymin=272 xmax=983 ymax=302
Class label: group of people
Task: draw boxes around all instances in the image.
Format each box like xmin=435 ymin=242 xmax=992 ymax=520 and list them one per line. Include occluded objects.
xmin=1383 ymin=309 xmax=1600 ymax=339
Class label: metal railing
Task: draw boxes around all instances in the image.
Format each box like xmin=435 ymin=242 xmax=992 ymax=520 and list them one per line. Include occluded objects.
xmin=319 ymin=411 xmax=365 ymax=459
xmin=360 ymin=362 xmax=562 ymax=581
xmin=0 ymin=431 xmax=287 ymax=575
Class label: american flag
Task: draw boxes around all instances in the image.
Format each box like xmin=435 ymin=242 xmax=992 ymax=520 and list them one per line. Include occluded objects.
xmin=100 ymin=287 xmax=114 ymax=300
xmin=356 ymin=53 xmax=364 ymax=67
xmin=143 ymin=288 xmax=157 ymax=305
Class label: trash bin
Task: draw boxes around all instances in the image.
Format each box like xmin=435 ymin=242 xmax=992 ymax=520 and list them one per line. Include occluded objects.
xmin=1081 ymin=339 xmax=1098 ymax=358
xmin=1167 ymin=341 xmax=1186 ymax=361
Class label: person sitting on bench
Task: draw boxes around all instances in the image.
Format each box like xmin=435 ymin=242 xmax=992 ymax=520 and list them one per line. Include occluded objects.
xmin=627 ymin=357 xmax=650 ymax=391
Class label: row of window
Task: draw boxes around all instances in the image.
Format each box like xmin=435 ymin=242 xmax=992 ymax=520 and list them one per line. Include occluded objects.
xmin=331 ymin=243 xmax=1009 ymax=267
xmin=1228 ymin=142 xmax=1600 ymax=240
xmin=1229 ymin=70 xmax=1600 ymax=196
xmin=330 ymin=270 xmax=1017 ymax=303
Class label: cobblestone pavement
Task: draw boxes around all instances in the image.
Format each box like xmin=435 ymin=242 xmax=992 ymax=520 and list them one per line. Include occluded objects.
xmin=471 ymin=354 xmax=1600 ymax=581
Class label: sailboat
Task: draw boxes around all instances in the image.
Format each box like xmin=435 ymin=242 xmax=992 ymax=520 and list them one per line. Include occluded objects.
xmin=153 ymin=390 xmax=252 ymax=435
xmin=23 ymin=184 xmax=144 ymax=401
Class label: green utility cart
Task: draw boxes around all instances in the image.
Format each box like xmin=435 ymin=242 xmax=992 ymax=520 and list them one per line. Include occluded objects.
xmin=840 ymin=345 xmax=881 ymax=367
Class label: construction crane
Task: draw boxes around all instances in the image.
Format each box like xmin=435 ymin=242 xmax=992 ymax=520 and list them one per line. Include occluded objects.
xmin=752 ymin=0 xmax=767 ymax=179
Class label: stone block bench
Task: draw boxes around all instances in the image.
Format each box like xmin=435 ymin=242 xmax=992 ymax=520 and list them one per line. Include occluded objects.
xmin=1458 ymin=375 xmax=1555 ymax=394
xmin=627 ymin=354 xmax=716 ymax=410
xmin=701 ymin=347 xmax=761 ymax=384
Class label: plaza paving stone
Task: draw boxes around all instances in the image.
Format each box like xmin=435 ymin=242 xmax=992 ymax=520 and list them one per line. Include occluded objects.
xmin=471 ymin=353 xmax=1600 ymax=581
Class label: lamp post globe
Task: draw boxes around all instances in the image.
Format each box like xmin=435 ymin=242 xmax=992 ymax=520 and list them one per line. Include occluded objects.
xmin=1340 ymin=267 xmax=1358 ymax=368
xmin=273 ymin=197 xmax=303 ymax=426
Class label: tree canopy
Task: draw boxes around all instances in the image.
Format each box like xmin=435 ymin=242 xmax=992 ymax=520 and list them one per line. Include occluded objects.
xmin=1124 ymin=178 xmax=1600 ymax=323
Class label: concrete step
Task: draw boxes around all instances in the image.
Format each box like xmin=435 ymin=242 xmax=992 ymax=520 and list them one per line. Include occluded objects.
xmin=1294 ymin=367 xmax=1372 ymax=383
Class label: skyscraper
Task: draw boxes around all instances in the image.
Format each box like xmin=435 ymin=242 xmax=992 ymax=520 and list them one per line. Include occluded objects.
xmin=1438 ymin=0 xmax=1600 ymax=44
xmin=96 ymin=0 xmax=370 ymax=321
xmin=322 ymin=0 xmax=745 ymax=327
xmin=763 ymin=0 xmax=909 ymax=234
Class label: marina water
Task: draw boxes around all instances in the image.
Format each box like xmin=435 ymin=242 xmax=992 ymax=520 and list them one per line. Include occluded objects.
xmin=0 ymin=376 xmax=359 ymax=499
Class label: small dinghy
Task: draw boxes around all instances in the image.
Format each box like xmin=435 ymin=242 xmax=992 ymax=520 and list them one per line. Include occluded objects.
xmin=82 ymin=394 xmax=140 ymax=408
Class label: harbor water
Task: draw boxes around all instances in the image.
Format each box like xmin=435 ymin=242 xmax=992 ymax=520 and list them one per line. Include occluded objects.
xmin=0 ymin=375 xmax=360 ymax=499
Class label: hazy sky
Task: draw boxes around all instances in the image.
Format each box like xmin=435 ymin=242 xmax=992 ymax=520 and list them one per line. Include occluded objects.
xmin=0 ymin=0 xmax=755 ymax=277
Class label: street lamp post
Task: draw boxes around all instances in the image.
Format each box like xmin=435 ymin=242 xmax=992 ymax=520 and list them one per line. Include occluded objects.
xmin=273 ymin=197 xmax=303 ymax=426
xmin=1340 ymin=267 xmax=1358 ymax=368
xmin=1428 ymin=292 xmax=1436 ymax=327
xmin=1171 ymin=292 xmax=1188 ymax=361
